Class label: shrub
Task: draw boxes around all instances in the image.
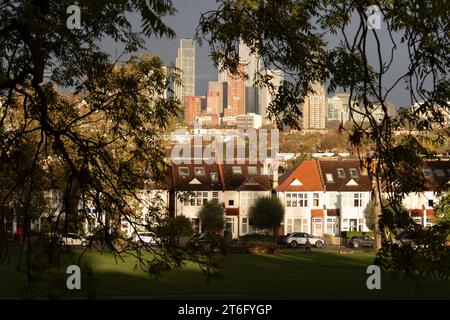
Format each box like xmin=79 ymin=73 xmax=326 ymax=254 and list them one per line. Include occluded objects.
xmin=341 ymin=231 xmax=375 ymax=238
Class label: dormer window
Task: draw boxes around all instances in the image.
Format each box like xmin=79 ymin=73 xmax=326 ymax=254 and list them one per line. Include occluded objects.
xmin=232 ymin=166 xmax=242 ymax=174
xmin=210 ymin=172 xmax=219 ymax=183
xmin=337 ymin=168 xmax=345 ymax=177
xmin=195 ymin=167 xmax=205 ymax=176
xmin=248 ymin=166 xmax=257 ymax=175
xmin=349 ymin=168 xmax=358 ymax=178
xmin=423 ymin=169 xmax=432 ymax=177
xmin=179 ymin=167 xmax=189 ymax=176
xmin=435 ymin=169 xmax=445 ymax=177
xmin=326 ymin=173 xmax=334 ymax=183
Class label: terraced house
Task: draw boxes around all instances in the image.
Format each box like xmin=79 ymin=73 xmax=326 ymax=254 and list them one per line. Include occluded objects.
xmin=276 ymin=158 xmax=372 ymax=236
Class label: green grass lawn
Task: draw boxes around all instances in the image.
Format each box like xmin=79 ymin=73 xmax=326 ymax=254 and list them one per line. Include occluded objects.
xmin=1 ymin=250 xmax=449 ymax=299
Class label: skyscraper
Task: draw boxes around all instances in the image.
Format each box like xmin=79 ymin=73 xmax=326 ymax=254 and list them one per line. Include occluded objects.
xmin=239 ymin=41 xmax=263 ymax=114
xmin=226 ymin=63 xmax=246 ymax=116
xmin=175 ymin=39 xmax=195 ymax=101
xmin=302 ymin=82 xmax=327 ymax=129
xmin=217 ymin=40 xmax=264 ymax=114
xmin=206 ymin=81 xmax=228 ymax=114
xmin=259 ymin=69 xmax=284 ymax=125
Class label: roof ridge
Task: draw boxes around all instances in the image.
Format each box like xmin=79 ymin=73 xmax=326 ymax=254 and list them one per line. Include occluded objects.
xmin=316 ymin=158 xmax=326 ymax=191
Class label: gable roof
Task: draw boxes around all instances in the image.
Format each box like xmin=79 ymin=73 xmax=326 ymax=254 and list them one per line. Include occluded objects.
xmin=316 ymin=158 xmax=372 ymax=192
xmin=275 ymin=160 xmax=323 ymax=192
xmin=170 ymin=162 xmax=223 ymax=191
xmin=220 ymin=162 xmax=272 ymax=191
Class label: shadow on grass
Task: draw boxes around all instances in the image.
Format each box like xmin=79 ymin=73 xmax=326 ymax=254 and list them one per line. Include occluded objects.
xmin=1 ymin=250 xmax=449 ymax=299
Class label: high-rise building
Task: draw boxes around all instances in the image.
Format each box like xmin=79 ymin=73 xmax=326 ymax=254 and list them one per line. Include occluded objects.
xmin=218 ymin=40 xmax=264 ymax=114
xmin=259 ymin=69 xmax=284 ymax=125
xmin=302 ymin=82 xmax=327 ymax=129
xmin=226 ymin=63 xmax=246 ymax=116
xmin=183 ymin=96 xmax=205 ymax=125
xmin=175 ymin=39 xmax=195 ymax=101
xmin=206 ymin=81 xmax=228 ymax=115
xmin=239 ymin=41 xmax=263 ymax=114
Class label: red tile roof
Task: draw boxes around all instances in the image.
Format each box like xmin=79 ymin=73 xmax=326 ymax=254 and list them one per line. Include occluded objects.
xmin=275 ymin=160 xmax=323 ymax=192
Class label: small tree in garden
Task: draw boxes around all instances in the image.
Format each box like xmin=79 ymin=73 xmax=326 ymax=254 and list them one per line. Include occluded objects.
xmin=198 ymin=201 xmax=225 ymax=235
xmin=248 ymin=196 xmax=285 ymax=245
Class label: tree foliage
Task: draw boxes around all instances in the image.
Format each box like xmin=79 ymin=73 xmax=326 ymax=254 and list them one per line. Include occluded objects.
xmin=248 ymin=195 xmax=285 ymax=242
xmin=0 ymin=0 xmax=220 ymax=297
xmin=197 ymin=0 xmax=450 ymax=280
xmin=198 ymin=200 xmax=225 ymax=234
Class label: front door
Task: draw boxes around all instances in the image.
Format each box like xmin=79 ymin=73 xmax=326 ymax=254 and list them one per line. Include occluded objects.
xmin=349 ymin=219 xmax=357 ymax=231
xmin=225 ymin=216 xmax=238 ymax=239
xmin=312 ymin=218 xmax=323 ymax=236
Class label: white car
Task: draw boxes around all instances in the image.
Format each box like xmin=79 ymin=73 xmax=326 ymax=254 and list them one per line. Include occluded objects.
xmin=60 ymin=233 xmax=89 ymax=247
xmin=133 ymin=232 xmax=158 ymax=246
xmin=284 ymin=232 xmax=325 ymax=248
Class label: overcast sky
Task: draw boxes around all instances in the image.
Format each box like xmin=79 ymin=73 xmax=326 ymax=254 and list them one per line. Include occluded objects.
xmin=101 ymin=1 xmax=417 ymax=108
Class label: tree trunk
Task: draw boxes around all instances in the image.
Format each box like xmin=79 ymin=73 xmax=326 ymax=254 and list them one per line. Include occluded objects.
xmin=373 ymin=179 xmax=382 ymax=250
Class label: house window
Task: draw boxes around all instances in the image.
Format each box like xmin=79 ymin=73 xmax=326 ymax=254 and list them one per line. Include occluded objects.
xmin=191 ymin=218 xmax=200 ymax=233
xmin=299 ymin=193 xmax=308 ymax=207
xmin=212 ymin=192 xmax=219 ymax=202
xmin=192 ymin=192 xmax=208 ymax=206
xmin=413 ymin=217 xmax=422 ymax=225
xmin=337 ymin=168 xmax=345 ymax=177
xmin=286 ymin=193 xmax=292 ymax=207
xmin=326 ymin=173 xmax=334 ymax=183
xmin=327 ymin=193 xmax=339 ymax=208
xmin=313 ymin=193 xmax=319 ymax=207
xmin=326 ymin=217 xmax=336 ymax=234
xmin=179 ymin=167 xmax=189 ymax=176
xmin=286 ymin=192 xmax=308 ymax=207
xmin=428 ymin=199 xmax=434 ymax=207
xmin=434 ymin=169 xmax=445 ymax=177
xmin=210 ymin=172 xmax=219 ymax=183
xmin=232 ymin=166 xmax=242 ymax=174
xmin=349 ymin=168 xmax=358 ymax=178
xmin=342 ymin=219 xmax=349 ymax=231
xmin=241 ymin=218 xmax=248 ymax=234
xmin=241 ymin=192 xmax=260 ymax=210
xmin=195 ymin=167 xmax=205 ymax=176
xmin=358 ymin=218 xmax=365 ymax=231
xmin=228 ymin=199 xmax=235 ymax=207
xmin=248 ymin=166 xmax=257 ymax=175
xmin=353 ymin=193 xmax=363 ymax=207
xmin=286 ymin=218 xmax=309 ymax=234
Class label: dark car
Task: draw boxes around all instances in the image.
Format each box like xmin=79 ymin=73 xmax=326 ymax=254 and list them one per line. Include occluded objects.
xmin=347 ymin=235 xmax=374 ymax=248
xmin=392 ymin=232 xmax=417 ymax=248
xmin=187 ymin=233 xmax=223 ymax=251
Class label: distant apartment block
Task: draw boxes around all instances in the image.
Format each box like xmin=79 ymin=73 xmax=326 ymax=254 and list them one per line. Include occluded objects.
xmin=225 ymin=63 xmax=246 ymax=116
xmin=175 ymin=39 xmax=195 ymax=101
xmin=302 ymin=83 xmax=327 ymax=129
xmin=236 ymin=113 xmax=263 ymax=129
xmin=206 ymin=81 xmax=228 ymax=114
xmin=183 ymin=96 xmax=205 ymax=125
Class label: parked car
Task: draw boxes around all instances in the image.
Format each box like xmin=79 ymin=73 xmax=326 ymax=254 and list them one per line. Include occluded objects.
xmin=60 ymin=233 xmax=89 ymax=247
xmin=284 ymin=232 xmax=325 ymax=248
xmin=392 ymin=232 xmax=417 ymax=248
xmin=187 ymin=233 xmax=223 ymax=250
xmin=132 ymin=232 xmax=158 ymax=246
xmin=346 ymin=235 xmax=375 ymax=248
